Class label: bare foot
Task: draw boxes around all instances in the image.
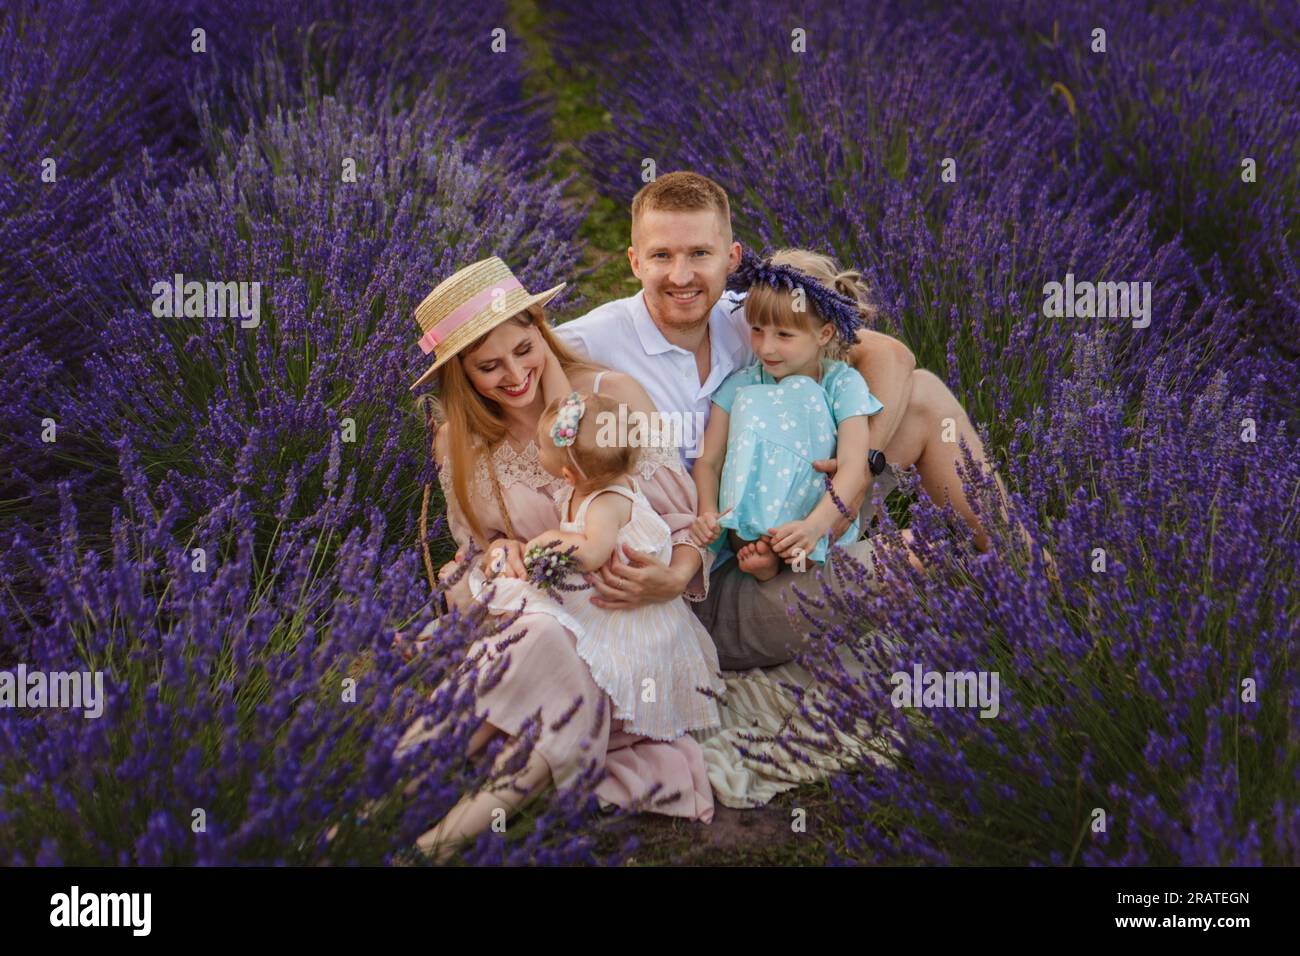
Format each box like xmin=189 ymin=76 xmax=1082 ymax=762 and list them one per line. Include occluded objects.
xmin=737 ymin=538 xmax=780 ymax=582
xmin=898 ymin=529 xmax=926 ymax=572
xmin=415 ymin=827 xmax=465 ymax=865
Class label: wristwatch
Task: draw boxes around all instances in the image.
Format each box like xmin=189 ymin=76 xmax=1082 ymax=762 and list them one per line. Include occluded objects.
xmin=867 ymin=448 xmax=887 ymax=476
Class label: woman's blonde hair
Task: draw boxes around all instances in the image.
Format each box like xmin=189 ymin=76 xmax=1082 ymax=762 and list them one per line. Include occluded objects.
xmin=419 ymin=305 xmax=603 ymax=549
xmin=743 ymin=249 xmax=878 ymax=361
xmin=539 ymin=391 xmax=640 ymax=500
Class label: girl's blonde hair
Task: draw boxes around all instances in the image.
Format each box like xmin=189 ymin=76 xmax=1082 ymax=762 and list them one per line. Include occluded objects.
xmin=539 ymin=391 xmax=641 ymax=499
xmin=743 ymin=248 xmax=878 ymax=361
xmin=419 ymin=304 xmax=604 ymax=548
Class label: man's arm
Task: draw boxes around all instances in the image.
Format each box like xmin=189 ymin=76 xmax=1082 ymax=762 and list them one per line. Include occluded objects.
xmin=846 ymin=329 xmax=915 ymax=450
xmin=801 ymin=416 xmax=870 ymax=535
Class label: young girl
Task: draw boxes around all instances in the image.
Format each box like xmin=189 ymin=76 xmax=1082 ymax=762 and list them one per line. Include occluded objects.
xmin=689 ymin=249 xmax=883 ymax=582
xmin=468 ymin=390 xmax=726 ymax=743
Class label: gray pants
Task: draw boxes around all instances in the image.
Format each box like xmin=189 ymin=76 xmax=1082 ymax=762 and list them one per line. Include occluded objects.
xmin=690 ymin=468 xmax=899 ymax=670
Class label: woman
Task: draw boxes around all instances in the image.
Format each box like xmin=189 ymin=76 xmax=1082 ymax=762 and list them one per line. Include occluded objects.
xmin=400 ymin=257 xmax=716 ymax=859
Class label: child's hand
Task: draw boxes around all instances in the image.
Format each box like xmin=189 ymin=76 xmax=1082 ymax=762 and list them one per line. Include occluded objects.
xmin=485 ymin=540 xmax=527 ymax=579
xmin=436 ymin=558 xmax=459 ymax=585
xmin=435 ymin=547 xmax=467 ymax=586
xmin=767 ymin=518 xmax=827 ymax=563
xmin=689 ymin=511 xmax=723 ymax=547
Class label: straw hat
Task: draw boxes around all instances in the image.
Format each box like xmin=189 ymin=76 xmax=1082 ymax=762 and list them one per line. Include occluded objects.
xmin=409 ymin=257 xmax=566 ymax=390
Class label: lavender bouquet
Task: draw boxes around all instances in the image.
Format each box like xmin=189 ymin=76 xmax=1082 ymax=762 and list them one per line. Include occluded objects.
xmin=521 ymin=540 xmax=591 ymax=604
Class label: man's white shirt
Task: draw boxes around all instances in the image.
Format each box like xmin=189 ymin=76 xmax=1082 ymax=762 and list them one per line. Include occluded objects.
xmin=553 ymin=289 xmax=751 ymax=473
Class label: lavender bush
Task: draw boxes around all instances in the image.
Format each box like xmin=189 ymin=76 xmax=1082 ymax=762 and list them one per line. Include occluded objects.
xmin=787 ymin=334 xmax=1297 ymax=864
xmin=944 ymin=0 xmax=1300 ymax=359
xmin=172 ymin=0 xmax=552 ymax=162
xmin=6 ymin=0 xmax=573 ymax=538
xmin=0 ymin=440 xmax=627 ymax=864
xmin=0 ymin=0 xmax=167 ymax=520
xmin=53 ymin=84 xmax=579 ymax=548
xmin=550 ymin=0 xmax=1267 ymax=447
xmin=3 ymin=0 xmax=1295 ymax=866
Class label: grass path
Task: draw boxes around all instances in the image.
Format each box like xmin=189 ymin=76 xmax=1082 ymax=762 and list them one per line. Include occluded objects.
xmin=511 ymin=0 xmax=636 ymax=321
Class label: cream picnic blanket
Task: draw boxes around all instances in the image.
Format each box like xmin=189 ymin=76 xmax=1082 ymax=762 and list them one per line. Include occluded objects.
xmin=689 ymin=645 xmax=897 ymax=809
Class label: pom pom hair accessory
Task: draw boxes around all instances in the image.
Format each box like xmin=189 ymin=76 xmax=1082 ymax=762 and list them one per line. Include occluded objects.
xmin=550 ymin=391 xmax=588 ymax=479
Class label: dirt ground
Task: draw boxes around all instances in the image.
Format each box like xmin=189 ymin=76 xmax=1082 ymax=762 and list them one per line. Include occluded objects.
xmin=609 ymin=784 xmax=839 ymax=866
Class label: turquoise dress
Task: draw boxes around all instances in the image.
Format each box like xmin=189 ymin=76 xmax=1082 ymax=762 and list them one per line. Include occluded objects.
xmin=708 ymin=358 xmax=883 ymax=566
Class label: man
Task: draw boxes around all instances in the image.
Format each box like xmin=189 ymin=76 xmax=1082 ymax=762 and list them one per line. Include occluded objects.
xmin=554 ymin=171 xmax=995 ymax=670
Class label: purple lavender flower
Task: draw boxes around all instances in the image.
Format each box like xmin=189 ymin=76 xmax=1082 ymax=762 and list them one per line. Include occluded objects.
xmin=727 ymin=249 xmax=865 ymax=344
xmin=522 ymin=540 xmax=591 ymax=604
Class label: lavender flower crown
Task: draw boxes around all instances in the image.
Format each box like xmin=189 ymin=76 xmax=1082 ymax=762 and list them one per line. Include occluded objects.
xmin=551 ymin=391 xmax=586 ymax=447
xmin=726 ymin=249 xmax=866 ymax=345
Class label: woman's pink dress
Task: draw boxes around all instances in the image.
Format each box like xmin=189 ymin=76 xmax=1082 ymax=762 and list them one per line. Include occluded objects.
xmin=433 ymin=374 xmax=716 ymax=822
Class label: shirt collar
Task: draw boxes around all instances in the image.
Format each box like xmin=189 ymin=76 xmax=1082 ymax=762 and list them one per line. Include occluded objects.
xmin=631 ymin=288 xmax=749 ymax=361
xmin=631 ymin=291 xmax=680 ymax=356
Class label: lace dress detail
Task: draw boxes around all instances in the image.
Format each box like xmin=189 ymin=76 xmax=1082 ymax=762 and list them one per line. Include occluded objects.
xmin=477 ymin=439 xmax=563 ymax=499
xmin=434 ymin=437 xmax=561 ymax=548
xmin=442 ymin=431 xmax=681 ymax=504
xmin=480 ymin=435 xmax=684 ymax=493
xmin=632 ymin=441 xmax=686 ymax=479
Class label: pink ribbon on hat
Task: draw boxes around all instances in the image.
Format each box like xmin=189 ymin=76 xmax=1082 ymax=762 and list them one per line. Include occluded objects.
xmin=417 ymin=278 xmax=524 ymax=355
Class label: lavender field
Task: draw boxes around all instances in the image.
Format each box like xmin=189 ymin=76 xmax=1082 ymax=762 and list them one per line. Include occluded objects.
xmin=0 ymin=0 xmax=1296 ymax=865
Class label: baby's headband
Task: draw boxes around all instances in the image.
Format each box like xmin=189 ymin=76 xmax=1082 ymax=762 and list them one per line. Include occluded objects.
xmin=550 ymin=391 xmax=587 ymax=478
xmin=725 ymin=249 xmax=865 ymax=345
xmin=551 ymin=392 xmax=585 ymax=446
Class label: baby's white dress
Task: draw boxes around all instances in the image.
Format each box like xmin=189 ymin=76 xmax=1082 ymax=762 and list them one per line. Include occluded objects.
xmin=468 ymin=477 xmax=725 ymax=741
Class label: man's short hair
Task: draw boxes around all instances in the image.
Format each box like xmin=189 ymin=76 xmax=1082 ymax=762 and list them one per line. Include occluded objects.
xmin=630 ymin=171 xmax=732 ymax=241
